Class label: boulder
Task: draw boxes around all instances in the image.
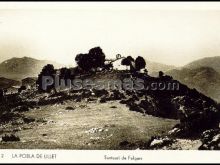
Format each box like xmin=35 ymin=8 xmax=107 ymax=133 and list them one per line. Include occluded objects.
xmin=18 ymin=86 xmax=27 ymax=93
xmin=0 ymin=111 xmax=22 ymax=123
xmin=119 ymin=97 xmax=134 ymax=105
xmin=138 ymin=99 xmax=157 ymax=115
xmin=2 ymin=134 xmax=20 ymax=142
xmin=81 ymin=90 xmax=92 ymax=98
xmin=168 ymin=127 xmax=182 ymax=136
xmin=147 ymin=136 xmax=174 ymax=149
xmin=99 ymin=96 xmax=107 ymax=103
xmin=65 ymin=106 xmax=75 ymax=110
xmin=110 ymin=106 xmax=117 ymax=108
xmin=119 ymin=140 xmax=136 ymax=149
xmin=119 ymin=140 xmax=130 ymax=147
xmin=23 ymin=117 xmax=35 ymax=123
xmin=75 ymin=97 xmax=81 ymax=102
xmin=199 ymin=129 xmax=220 ymax=150
xmin=13 ymin=105 xmax=30 ymax=112
xmin=93 ymin=89 xmax=109 ymax=97
xmin=109 ymin=90 xmax=125 ymax=100
xmin=86 ymin=97 xmax=97 ymax=102
xmin=172 ymin=96 xmax=220 ymax=132
xmin=129 ymin=103 xmax=143 ymax=113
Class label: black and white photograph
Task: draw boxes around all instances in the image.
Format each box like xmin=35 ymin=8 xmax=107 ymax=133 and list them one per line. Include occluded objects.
xmin=0 ymin=1 xmax=220 ymax=163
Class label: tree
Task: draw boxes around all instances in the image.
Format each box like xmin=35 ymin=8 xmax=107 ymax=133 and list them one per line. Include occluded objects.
xmin=60 ymin=67 xmax=72 ymax=79
xmin=88 ymin=47 xmax=106 ymax=69
xmin=36 ymin=64 xmax=56 ymax=92
xmin=75 ymin=53 xmax=92 ymax=72
xmin=75 ymin=47 xmax=106 ymax=72
xmin=127 ymin=56 xmax=134 ymax=62
xmin=121 ymin=56 xmax=135 ymax=70
xmin=159 ymin=71 xmax=164 ymax=78
xmin=59 ymin=67 xmax=73 ymax=86
xmin=71 ymin=66 xmax=81 ymax=75
xmin=121 ymin=58 xmax=130 ymax=67
xmin=135 ymin=56 xmax=146 ymax=71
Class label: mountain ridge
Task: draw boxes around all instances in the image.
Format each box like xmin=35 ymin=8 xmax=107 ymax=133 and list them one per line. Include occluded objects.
xmin=167 ymin=66 xmax=220 ymax=102
xmin=145 ymin=59 xmax=176 ymax=74
xmin=183 ymin=56 xmax=220 ymax=73
xmin=0 ymin=56 xmax=62 ymax=80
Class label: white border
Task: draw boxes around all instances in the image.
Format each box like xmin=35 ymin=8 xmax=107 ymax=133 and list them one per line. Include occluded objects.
xmin=0 ymin=2 xmax=220 ymax=163
xmin=0 ymin=150 xmax=219 ymax=163
xmin=0 ymin=2 xmax=220 ymax=10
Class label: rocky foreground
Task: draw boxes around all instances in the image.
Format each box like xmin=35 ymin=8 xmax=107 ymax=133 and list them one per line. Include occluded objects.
xmin=0 ymin=72 xmax=220 ymax=149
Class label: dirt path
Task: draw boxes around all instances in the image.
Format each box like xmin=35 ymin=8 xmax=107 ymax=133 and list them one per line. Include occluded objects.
xmin=0 ymin=100 xmax=178 ymax=149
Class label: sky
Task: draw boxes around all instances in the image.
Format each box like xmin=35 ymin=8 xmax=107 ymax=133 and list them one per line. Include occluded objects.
xmin=1 ymin=2 xmax=220 ymax=67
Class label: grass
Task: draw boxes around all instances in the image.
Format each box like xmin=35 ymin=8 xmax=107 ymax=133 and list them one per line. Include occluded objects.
xmin=0 ymin=100 xmax=178 ymax=149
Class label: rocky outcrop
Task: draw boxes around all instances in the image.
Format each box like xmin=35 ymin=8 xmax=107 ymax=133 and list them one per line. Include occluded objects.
xmin=146 ymin=136 xmax=175 ymax=149
xmin=118 ymin=79 xmax=220 ymax=135
xmin=199 ymin=129 xmax=220 ymax=150
xmin=1 ymin=134 xmax=20 ymax=142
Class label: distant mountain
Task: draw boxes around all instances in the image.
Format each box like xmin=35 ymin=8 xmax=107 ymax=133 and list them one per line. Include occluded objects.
xmin=145 ymin=60 xmax=176 ymax=75
xmin=167 ymin=67 xmax=220 ymax=102
xmin=0 ymin=57 xmax=62 ymax=80
xmin=166 ymin=56 xmax=220 ymax=102
xmin=184 ymin=56 xmax=220 ymax=73
xmin=0 ymin=77 xmax=21 ymax=89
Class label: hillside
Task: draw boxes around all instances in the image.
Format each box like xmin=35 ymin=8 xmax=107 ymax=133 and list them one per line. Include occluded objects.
xmin=0 ymin=100 xmax=177 ymax=149
xmin=0 ymin=70 xmax=219 ymax=150
xmin=0 ymin=57 xmax=62 ymax=80
xmin=167 ymin=67 xmax=220 ymax=102
xmin=0 ymin=71 xmax=219 ymax=149
xmin=184 ymin=56 xmax=220 ymax=73
xmin=0 ymin=77 xmax=21 ymax=89
xmin=145 ymin=60 xmax=176 ymax=74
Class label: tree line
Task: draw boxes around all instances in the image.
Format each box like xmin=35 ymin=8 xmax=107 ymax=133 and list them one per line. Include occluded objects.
xmin=36 ymin=47 xmax=147 ymax=92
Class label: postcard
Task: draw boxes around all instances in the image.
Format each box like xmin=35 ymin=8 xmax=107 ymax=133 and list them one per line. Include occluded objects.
xmin=0 ymin=1 xmax=220 ymax=164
